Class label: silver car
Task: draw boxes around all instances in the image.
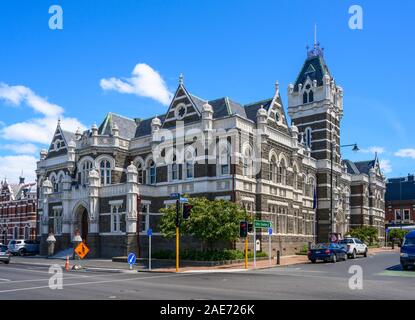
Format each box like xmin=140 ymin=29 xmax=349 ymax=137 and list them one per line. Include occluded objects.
xmin=0 ymin=245 xmax=11 ymax=264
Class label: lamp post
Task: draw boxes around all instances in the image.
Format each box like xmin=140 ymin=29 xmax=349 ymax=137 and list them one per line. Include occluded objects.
xmin=329 ymin=133 xmax=359 ymax=241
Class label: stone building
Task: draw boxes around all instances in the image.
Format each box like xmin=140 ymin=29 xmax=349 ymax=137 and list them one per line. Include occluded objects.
xmin=0 ymin=176 xmax=37 ymax=244
xmin=36 ymin=43 xmax=386 ymax=258
xmin=288 ymin=43 xmax=386 ymax=242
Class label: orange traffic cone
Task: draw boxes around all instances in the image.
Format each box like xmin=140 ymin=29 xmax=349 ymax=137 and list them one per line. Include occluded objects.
xmin=65 ymin=256 xmax=70 ymax=271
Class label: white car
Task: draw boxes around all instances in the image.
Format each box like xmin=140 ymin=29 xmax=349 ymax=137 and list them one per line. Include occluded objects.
xmin=338 ymin=238 xmax=368 ymax=259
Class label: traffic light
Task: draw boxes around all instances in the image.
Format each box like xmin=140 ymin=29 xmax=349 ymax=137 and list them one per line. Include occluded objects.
xmin=248 ymin=223 xmax=253 ymax=233
xmin=183 ymin=203 xmax=193 ymax=220
xmin=240 ymin=221 xmax=248 ymax=238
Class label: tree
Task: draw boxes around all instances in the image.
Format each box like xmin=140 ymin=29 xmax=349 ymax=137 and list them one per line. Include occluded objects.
xmin=159 ymin=197 xmax=249 ymax=250
xmin=388 ymin=229 xmax=408 ymax=244
xmin=347 ymin=226 xmax=379 ymax=245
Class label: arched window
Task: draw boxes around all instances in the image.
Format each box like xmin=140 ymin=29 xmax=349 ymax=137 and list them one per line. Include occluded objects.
xmin=270 ymin=154 xmax=278 ymax=183
xmin=308 ymin=90 xmax=314 ymax=102
xmin=218 ymin=139 xmax=231 ymax=175
xmin=57 ymin=174 xmax=64 ymax=192
xmin=51 ymin=175 xmax=58 ymax=193
xmin=24 ymin=225 xmax=29 ymax=240
xmin=305 ymin=127 xmax=312 ymax=148
xmin=171 ymin=155 xmax=179 ymax=181
xmin=303 ymin=92 xmax=308 ymax=104
xmin=278 ymin=158 xmax=286 ymax=185
xmin=243 ymin=147 xmax=252 ymax=177
xmin=185 ymin=149 xmax=195 ymax=180
xmin=148 ymin=160 xmax=156 ymax=185
xmin=100 ymin=160 xmax=112 ymax=185
xmin=293 ymin=167 xmax=298 ymax=189
xmin=137 ymin=162 xmax=144 ymax=184
xmin=81 ymin=161 xmax=93 ymax=185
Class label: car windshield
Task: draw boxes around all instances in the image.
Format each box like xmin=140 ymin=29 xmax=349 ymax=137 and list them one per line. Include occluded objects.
xmin=338 ymin=239 xmax=353 ymax=244
xmin=403 ymin=237 xmax=415 ymax=246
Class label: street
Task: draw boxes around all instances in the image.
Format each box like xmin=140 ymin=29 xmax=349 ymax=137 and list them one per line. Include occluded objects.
xmin=0 ymin=252 xmax=413 ymax=300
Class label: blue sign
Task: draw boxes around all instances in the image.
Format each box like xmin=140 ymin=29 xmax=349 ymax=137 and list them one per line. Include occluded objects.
xmin=127 ymin=253 xmax=136 ymax=265
xmin=170 ymin=193 xmax=180 ymax=199
xmin=268 ymin=228 xmax=273 ymax=235
xmin=180 ymin=197 xmax=188 ymax=203
xmin=147 ymin=228 xmax=153 ymax=237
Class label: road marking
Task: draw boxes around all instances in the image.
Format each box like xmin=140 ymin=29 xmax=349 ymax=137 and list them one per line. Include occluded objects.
xmin=0 ymin=265 xmax=90 ymax=278
xmin=0 ymin=278 xmax=11 ymax=282
xmin=183 ymin=269 xmax=247 ymax=273
xmin=0 ymin=271 xmax=200 ymax=294
xmin=377 ymin=270 xmax=415 ymax=278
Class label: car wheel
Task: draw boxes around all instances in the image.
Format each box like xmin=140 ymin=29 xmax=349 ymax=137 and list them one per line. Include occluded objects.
xmin=402 ymin=265 xmax=409 ymax=271
xmin=343 ymin=254 xmax=348 ymax=261
xmin=4 ymin=260 xmax=10 ymax=264
xmin=363 ymin=249 xmax=368 ymax=258
xmin=311 ymin=259 xmax=316 ymax=264
xmin=352 ymin=249 xmax=357 ymax=259
xmin=332 ymin=254 xmax=337 ymax=263
xmin=19 ymin=249 xmax=26 ymax=256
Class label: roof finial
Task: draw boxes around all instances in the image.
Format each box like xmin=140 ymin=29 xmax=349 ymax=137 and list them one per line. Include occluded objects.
xmin=57 ymin=117 xmax=61 ymax=126
xmin=179 ymin=73 xmax=184 ymax=85
xmin=314 ymin=23 xmax=317 ymax=47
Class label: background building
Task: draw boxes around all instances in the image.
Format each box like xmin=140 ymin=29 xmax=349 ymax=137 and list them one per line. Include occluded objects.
xmin=0 ymin=176 xmax=37 ymax=244
xmin=385 ymin=174 xmax=415 ymax=228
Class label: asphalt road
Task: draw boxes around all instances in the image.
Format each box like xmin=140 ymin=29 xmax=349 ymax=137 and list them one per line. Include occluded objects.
xmin=0 ymin=252 xmax=413 ymax=300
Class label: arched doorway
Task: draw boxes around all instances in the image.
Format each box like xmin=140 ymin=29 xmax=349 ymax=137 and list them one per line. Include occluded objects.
xmin=74 ymin=204 xmax=89 ymax=244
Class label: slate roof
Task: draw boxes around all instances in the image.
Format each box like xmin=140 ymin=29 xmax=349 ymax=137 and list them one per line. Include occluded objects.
xmin=386 ymin=175 xmax=415 ymax=201
xmin=343 ymin=158 xmax=377 ymax=175
xmin=244 ymin=98 xmax=273 ymax=122
xmin=62 ymin=130 xmax=76 ymax=144
xmin=294 ymin=55 xmax=331 ymax=92
xmin=134 ymin=115 xmax=166 ymax=137
xmin=99 ymin=113 xmax=137 ymax=139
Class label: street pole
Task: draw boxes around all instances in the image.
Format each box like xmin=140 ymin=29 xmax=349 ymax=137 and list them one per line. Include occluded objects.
xmin=253 ymin=227 xmax=256 ymax=268
xmin=330 ymin=138 xmax=334 ymax=242
xmin=175 ymin=199 xmax=180 ymax=273
xmin=149 ymin=234 xmax=152 ymax=271
xmin=244 ymin=237 xmax=248 ymax=269
xmin=269 ymin=232 xmax=271 ymax=267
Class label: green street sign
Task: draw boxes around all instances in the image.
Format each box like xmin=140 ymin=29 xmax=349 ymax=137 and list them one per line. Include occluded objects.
xmin=254 ymin=220 xmax=272 ymax=228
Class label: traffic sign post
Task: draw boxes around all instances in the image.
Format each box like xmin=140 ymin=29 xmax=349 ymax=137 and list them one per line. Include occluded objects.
xmin=253 ymin=227 xmax=256 ymax=268
xmin=268 ymin=227 xmax=273 ymax=267
xmin=252 ymin=220 xmax=272 ymax=268
xmin=147 ymin=228 xmax=153 ymax=271
xmin=127 ymin=252 xmax=137 ymax=270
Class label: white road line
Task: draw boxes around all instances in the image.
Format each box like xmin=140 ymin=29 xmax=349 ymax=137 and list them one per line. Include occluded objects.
xmin=0 ymin=278 xmax=10 ymax=282
xmin=0 ymin=272 xmax=197 ymax=294
xmin=0 ymin=266 xmax=90 ymax=278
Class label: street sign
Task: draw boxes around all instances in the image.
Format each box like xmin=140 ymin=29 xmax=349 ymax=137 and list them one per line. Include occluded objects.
xmin=170 ymin=193 xmax=180 ymax=199
xmin=74 ymin=242 xmax=89 ymax=259
xmin=254 ymin=220 xmax=272 ymax=228
xmin=127 ymin=253 xmax=136 ymax=265
xmin=268 ymin=227 xmax=273 ymax=235
xmin=180 ymin=197 xmax=188 ymax=203
xmin=147 ymin=228 xmax=153 ymax=237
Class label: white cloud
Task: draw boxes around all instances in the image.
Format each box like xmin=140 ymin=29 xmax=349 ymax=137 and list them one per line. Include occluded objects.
xmin=0 ymin=155 xmax=37 ymax=183
xmin=100 ymin=63 xmax=173 ymax=105
xmin=360 ymin=146 xmax=385 ymax=154
xmin=0 ymin=143 xmax=38 ymax=154
xmin=0 ymin=83 xmax=63 ymax=117
xmin=395 ymin=148 xmax=415 ymax=159
xmin=379 ymin=159 xmax=392 ymax=174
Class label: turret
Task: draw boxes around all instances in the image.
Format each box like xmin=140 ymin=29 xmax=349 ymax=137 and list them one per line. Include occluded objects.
xmin=202 ymin=102 xmax=213 ymax=132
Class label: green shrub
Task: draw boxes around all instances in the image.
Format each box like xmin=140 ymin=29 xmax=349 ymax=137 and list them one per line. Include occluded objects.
xmin=152 ymin=249 xmax=267 ymax=261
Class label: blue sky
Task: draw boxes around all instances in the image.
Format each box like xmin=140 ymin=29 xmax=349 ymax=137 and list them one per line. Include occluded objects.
xmin=0 ymin=0 xmax=414 ymax=182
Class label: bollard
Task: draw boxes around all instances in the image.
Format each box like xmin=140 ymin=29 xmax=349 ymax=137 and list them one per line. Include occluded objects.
xmin=276 ymin=250 xmax=280 ymax=265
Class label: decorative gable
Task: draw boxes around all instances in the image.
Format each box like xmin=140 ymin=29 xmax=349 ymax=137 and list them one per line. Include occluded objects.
xmin=267 ymin=84 xmax=290 ymax=135
xmin=46 ymin=121 xmax=72 ymax=159
xmin=162 ymin=79 xmax=201 ymax=129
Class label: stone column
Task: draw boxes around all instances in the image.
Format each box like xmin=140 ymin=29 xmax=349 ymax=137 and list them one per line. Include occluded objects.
xmin=88 ymin=169 xmax=100 ymax=258
xmin=40 ymin=178 xmax=53 ymax=255
xmin=126 ymin=162 xmax=139 ymax=254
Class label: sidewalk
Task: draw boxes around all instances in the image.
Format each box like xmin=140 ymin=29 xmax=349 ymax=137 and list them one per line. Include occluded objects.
xmin=10 ymin=247 xmax=399 ymax=274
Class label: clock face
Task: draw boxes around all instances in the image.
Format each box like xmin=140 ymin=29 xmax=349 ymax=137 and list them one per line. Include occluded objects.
xmin=175 ymin=103 xmax=187 ymax=119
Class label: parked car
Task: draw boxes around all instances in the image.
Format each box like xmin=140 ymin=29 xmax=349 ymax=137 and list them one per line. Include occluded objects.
xmin=308 ymin=243 xmax=348 ymax=263
xmin=401 ymin=230 xmax=415 ymax=271
xmin=338 ymin=237 xmax=368 ymax=259
xmin=8 ymin=239 xmax=40 ymax=256
xmin=0 ymin=245 xmax=11 ymax=264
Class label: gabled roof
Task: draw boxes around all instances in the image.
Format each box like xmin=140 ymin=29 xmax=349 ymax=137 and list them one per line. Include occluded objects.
xmin=343 ymin=155 xmax=380 ymax=176
xmin=98 ymin=112 xmax=137 ymax=139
